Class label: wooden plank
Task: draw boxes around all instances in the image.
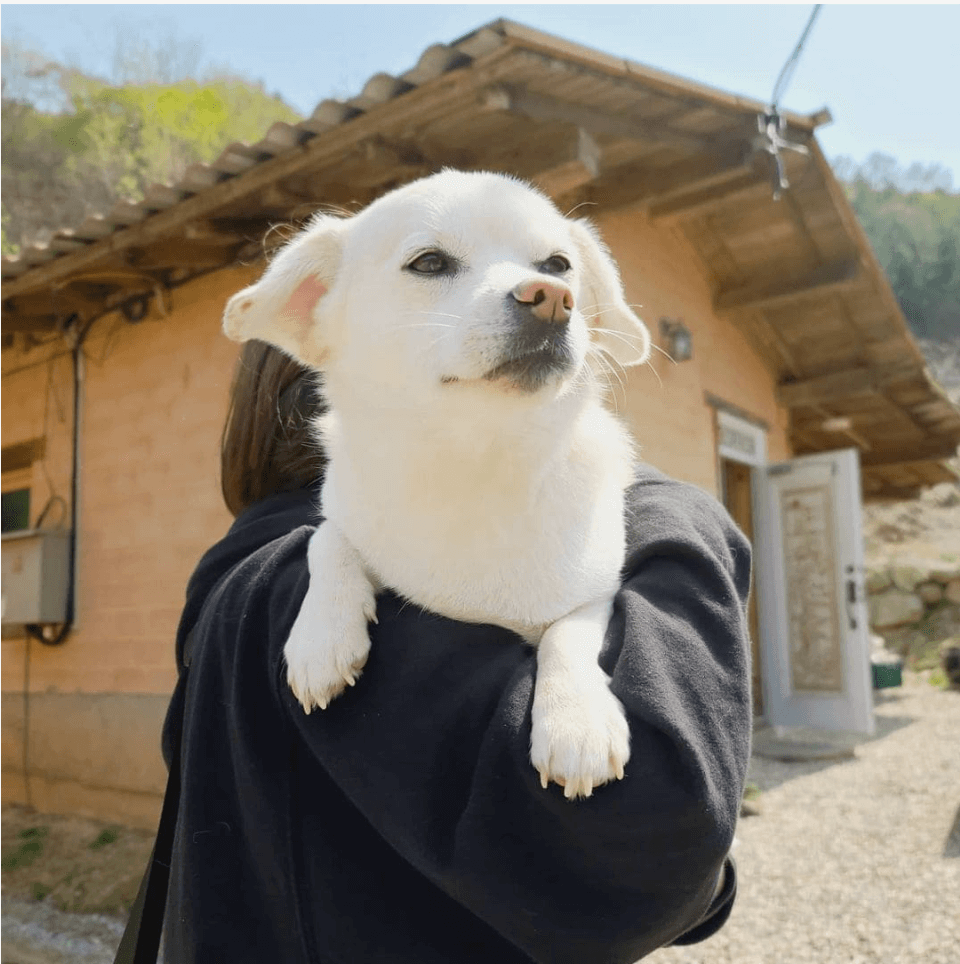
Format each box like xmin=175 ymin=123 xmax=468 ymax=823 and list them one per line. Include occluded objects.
xmin=805 ymin=141 xmax=928 ymax=370
xmin=494 ymin=20 xmax=821 ymax=132
xmin=127 ymin=240 xmax=244 ymax=271
xmin=727 ymin=309 xmax=801 ymax=379
xmin=624 ymin=146 xmax=757 ymax=209
xmin=681 ymin=210 xmax=743 ymax=291
xmin=859 ymin=437 xmax=960 ymax=468
xmin=482 ymin=86 xmax=714 ymax=153
xmin=777 ymin=362 xmax=921 ymax=407
xmin=647 ymin=170 xmax=768 ymax=221
xmin=1 ymin=313 xmax=58 ymax=332
xmin=533 ymin=129 xmax=601 ymax=197
xmin=714 ymin=258 xmax=861 ymax=314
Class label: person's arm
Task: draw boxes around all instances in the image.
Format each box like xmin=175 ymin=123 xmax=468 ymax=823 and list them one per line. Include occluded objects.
xmin=282 ymin=468 xmax=752 ymax=963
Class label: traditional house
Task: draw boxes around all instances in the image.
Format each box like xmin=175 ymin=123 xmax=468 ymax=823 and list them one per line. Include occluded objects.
xmin=3 ymin=21 xmax=959 ymax=827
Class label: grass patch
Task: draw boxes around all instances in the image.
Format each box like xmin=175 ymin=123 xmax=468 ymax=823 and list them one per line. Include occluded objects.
xmin=2 ymin=826 xmax=49 ymax=872
xmin=3 ymin=806 xmax=155 ymax=916
xmin=31 ymin=881 xmax=52 ymax=901
xmin=88 ymin=827 xmax=120 ymax=850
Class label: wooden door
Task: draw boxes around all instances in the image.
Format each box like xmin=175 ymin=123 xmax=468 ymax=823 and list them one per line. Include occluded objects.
xmin=721 ymin=458 xmax=762 ymax=715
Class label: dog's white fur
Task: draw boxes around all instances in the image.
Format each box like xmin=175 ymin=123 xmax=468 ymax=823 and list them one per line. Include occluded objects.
xmin=223 ymin=171 xmax=650 ymax=799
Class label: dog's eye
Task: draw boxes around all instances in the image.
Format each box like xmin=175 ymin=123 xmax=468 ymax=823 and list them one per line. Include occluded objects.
xmin=406 ymin=251 xmax=452 ymax=275
xmin=540 ymin=255 xmax=571 ymax=275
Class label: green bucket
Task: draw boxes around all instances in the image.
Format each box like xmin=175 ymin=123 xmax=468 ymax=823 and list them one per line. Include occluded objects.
xmin=872 ymin=662 xmax=903 ymax=689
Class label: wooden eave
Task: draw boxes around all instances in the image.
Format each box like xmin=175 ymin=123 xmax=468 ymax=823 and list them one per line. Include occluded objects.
xmin=2 ymin=18 xmax=957 ymax=499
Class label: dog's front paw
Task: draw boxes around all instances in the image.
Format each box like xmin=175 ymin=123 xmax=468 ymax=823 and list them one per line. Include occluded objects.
xmin=284 ymin=580 xmax=377 ymax=714
xmin=530 ymin=669 xmax=630 ymax=800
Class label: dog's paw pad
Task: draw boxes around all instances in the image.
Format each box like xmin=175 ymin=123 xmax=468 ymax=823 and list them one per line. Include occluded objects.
xmin=530 ymin=675 xmax=630 ymax=800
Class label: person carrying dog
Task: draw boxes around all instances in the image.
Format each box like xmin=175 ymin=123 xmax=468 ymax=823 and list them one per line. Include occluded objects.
xmin=130 ymin=337 xmax=752 ymax=964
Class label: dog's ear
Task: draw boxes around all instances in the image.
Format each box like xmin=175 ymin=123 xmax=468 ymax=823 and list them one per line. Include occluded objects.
xmin=569 ymin=220 xmax=650 ymax=367
xmin=223 ymin=214 xmax=346 ymax=367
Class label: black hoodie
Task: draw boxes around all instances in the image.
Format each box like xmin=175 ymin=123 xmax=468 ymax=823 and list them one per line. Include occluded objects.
xmin=161 ymin=465 xmax=752 ymax=963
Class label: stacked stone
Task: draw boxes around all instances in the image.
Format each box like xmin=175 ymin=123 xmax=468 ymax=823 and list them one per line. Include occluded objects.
xmin=866 ymin=562 xmax=960 ymax=632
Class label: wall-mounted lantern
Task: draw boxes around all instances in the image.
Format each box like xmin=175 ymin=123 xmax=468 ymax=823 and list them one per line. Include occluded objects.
xmin=659 ymin=318 xmax=693 ymax=362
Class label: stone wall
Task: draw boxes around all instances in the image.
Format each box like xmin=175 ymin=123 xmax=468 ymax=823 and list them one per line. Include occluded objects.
xmin=867 ymin=561 xmax=960 ymax=663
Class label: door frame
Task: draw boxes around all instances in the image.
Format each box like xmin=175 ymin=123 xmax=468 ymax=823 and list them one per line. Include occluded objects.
xmin=715 ymin=408 xmax=768 ymax=716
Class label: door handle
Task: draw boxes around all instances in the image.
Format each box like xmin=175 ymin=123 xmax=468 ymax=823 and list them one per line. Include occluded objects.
xmin=845 ymin=574 xmax=859 ymax=630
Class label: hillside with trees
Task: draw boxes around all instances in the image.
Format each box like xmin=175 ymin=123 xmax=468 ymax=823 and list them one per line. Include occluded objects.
xmin=1 ymin=39 xmax=301 ymax=255
xmin=833 ymin=153 xmax=959 ymax=346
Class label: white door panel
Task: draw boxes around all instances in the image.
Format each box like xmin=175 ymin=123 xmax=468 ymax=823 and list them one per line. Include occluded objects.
xmin=754 ymin=448 xmax=874 ymax=735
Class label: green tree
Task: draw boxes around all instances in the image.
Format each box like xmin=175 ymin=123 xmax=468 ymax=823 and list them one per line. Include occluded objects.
xmin=834 ymin=153 xmax=960 ymax=342
xmin=1 ymin=39 xmax=301 ymax=252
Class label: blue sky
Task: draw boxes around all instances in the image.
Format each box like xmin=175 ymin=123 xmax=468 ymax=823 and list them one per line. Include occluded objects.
xmin=3 ymin=4 xmax=958 ymax=185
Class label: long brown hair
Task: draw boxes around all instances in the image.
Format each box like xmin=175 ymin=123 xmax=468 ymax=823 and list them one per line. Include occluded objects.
xmin=220 ymin=340 xmax=326 ymax=517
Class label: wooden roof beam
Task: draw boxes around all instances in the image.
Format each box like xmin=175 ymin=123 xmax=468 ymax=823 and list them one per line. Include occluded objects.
xmin=183 ymin=220 xmax=266 ymax=245
xmin=862 ymin=482 xmax=925 ymax=502
xmin=777 ymin=362 xmax=921 ymax=407
xmin=481 ymin=86 xmax=715 ymax=153
xmin=714 ymin=258 xmax=861 ymax=315
xmin=127 ymin=240 xmax=245 ymax=272
xmin=635 ymin=146 xmax=757 ymax=207
xmin=0 ymin=312 xmax=58 ymax=333
xmin=647 ymin=168 xmax=768 ymax=221
xmin=859 ymin=437 xmax=960 ymax=469
xmin=533 ymin=128 xmax=601 ymax=197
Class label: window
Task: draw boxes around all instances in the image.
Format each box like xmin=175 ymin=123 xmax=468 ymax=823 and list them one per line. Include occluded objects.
xmin=2 ymin=488 xmax=31 ymax=533
xmin=2 ymin=438 xmax=43 ymax=535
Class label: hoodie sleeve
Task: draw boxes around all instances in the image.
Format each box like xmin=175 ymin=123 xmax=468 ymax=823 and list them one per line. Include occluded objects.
xmin=280 ymin=466 xmax=753 ymax=963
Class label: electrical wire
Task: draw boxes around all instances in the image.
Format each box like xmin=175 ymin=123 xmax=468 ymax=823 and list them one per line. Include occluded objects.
xmin=756 ymin=4 xmax=823 ymax=199
xmin=22 ymin=634 xmax=33 ymax=808
xmin=770 ymin=5 xmax=823 ymax=112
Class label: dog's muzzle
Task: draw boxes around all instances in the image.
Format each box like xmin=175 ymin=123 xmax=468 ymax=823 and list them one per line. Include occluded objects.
xmin=483 ymin=279 xmax=577 ymax=392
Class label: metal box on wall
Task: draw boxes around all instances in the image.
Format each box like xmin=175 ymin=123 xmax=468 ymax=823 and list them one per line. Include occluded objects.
xmin=1 ymin=529 xmax=71 ymax=625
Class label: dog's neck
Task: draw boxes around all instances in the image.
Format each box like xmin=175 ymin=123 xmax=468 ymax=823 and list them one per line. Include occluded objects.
xmin=318 ymin=374 xmax=604 ymax=494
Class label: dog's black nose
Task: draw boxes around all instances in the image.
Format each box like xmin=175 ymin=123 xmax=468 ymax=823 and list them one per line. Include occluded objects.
xmin=511 ymin=279 xmax=573 ymax=324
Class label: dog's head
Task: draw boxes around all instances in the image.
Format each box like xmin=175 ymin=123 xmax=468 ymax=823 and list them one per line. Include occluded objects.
xmin=224 ymin=170 xmax=649 ymax=404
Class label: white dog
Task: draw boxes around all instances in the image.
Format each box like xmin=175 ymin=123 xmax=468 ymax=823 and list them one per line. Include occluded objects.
xmin=223 ymin=170 xmax=650 ymax=799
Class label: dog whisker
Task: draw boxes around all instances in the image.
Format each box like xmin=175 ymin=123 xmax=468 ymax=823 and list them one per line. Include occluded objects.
xmin=399 ymin=310 xmax=465 ymax=322
xmin=563 ymin=200 xmax=598 ymax=218
xmin=581 ymin=313 xmax=648 ymax=341
xmin=587 ymin=345 xmax=628 ymax=409
xmin=394 ymin=322 xmax=457 ymax=331
xmin=645 ymin=358 xmax=664 ymax=389
xmin=582 ymin=303 xmax=646 ymax=315
xmin=590 ymin=325 xmax=648 ymax=348
xmin=648 ymin=342 xmax=677 ymax=364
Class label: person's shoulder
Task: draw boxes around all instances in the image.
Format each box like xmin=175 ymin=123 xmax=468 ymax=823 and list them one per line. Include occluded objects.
xmin=623 ymin=464 xmax=751 ymax=587
xmin=187 ymin=489 xmax=319 ymax=597
xmin=625 ymin=463 xmax=732 ymax=529
xmin=179 ymin=489 xmax=320 ymax=666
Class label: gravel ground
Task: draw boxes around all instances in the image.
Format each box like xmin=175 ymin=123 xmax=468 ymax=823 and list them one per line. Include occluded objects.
xmin=3 ymin=675 xmax=957 ymax=964
xmin=649 ymin=674 xmax=960 ymax=964
xmin=0 ymin=899 xmax=124 ymax=964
